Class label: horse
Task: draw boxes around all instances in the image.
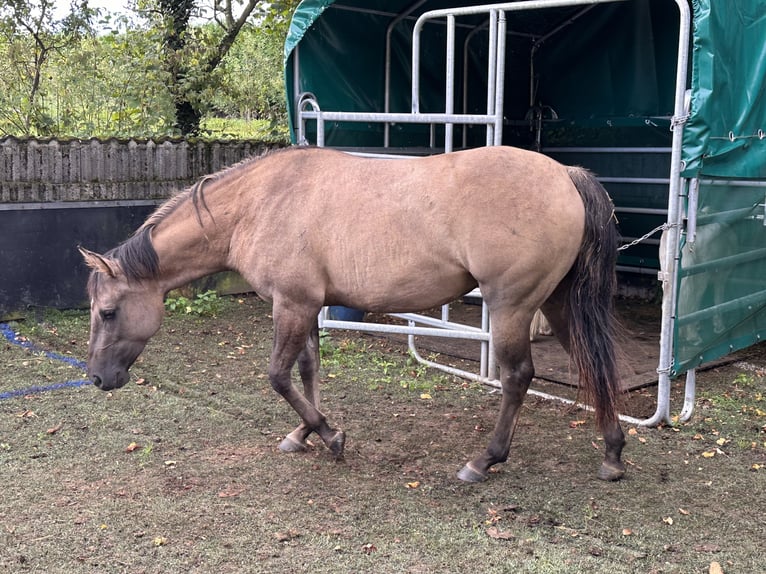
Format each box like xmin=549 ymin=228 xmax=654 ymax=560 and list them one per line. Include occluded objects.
xmin=79 ymin=145 xmax=626 ymax=483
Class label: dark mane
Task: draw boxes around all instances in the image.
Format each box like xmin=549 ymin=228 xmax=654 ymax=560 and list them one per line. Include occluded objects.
xmin=87 ymin=227 xmax=160 ymax=295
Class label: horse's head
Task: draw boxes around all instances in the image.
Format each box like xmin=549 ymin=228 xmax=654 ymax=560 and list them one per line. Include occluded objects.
xmin=79 ymin=247 xmax=165 ymax=391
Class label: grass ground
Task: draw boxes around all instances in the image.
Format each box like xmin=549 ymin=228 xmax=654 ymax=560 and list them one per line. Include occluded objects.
xmin=1 ymin=295 xmax=764 ymax=573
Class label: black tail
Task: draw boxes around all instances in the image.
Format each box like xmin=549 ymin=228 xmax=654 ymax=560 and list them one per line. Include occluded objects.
xmin=566 ymin=167 xmax=622 ymax=431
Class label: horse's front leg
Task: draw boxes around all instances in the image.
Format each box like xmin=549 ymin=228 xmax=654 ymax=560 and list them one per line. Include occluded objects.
xmin=270 ymin=304 xmax=345 ymax=458
xmin=458 ymin=326 xmax=534 ymax=482
xmin=278 ymin=318 xmax=327 ymax=453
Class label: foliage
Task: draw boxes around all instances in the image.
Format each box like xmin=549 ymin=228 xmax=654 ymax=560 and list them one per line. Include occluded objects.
xmin=133 ymin=0 xmax=301 ymax=135
xmin=0 ymin=0 xmax=97 ymax=135
xmin=200 ymin=117 xmax=289 ymax=143
xmin=0 ymin=0 xmax=298 ymax=139
xmin=164 ymin=290 xmax=221 ymax=316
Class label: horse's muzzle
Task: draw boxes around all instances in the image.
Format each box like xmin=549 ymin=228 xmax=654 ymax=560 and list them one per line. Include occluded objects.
xmin=88 ymin=370 xmax=130 ymax=391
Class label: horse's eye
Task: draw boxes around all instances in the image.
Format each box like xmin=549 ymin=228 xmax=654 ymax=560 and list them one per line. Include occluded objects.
xmin=100 ymin=309 xmax=117 ymax=321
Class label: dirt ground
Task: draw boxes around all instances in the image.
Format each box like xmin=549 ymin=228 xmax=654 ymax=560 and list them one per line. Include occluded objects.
xmin=1 ymin=295 xmax=764 ymax=573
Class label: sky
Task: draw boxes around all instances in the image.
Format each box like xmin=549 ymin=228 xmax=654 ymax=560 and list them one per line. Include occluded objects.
xmin=52 ymin=0 xmax=132 ymax=29
xmin=54 ymin=0 xmax=131 ymax=18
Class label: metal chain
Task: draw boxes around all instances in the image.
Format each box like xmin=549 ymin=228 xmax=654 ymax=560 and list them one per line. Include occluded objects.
xmin=617 ymin=222 xmax=676 ymax=251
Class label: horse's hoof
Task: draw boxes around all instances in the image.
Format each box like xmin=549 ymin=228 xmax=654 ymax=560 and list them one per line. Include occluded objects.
xmin=278 ymin=435 xmax=307 ymax=453
xmin=328 ymin=431 xmax=346 ymax=460
xmin=597 ymin=461 xmax=625 ymax=481
xmin=457 ymin=462 xmax=488 ymax=483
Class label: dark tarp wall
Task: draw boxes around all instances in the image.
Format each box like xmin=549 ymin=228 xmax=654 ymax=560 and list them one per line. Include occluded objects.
xmin=285 ymin=0 xmax=682 ymax=149
xmin=0 ymin=205 xmax=155 ymax=313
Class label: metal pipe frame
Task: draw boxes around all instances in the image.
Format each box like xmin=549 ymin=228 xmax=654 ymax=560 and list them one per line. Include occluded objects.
xmin=641 ymin=0 xmax=692 ymax=426
xmin=297 ymin=0 xmax=693 ymax=427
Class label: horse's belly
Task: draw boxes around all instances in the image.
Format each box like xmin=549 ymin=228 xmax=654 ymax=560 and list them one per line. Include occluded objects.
xmin=325 ymin=257 xmax=477 ymax=313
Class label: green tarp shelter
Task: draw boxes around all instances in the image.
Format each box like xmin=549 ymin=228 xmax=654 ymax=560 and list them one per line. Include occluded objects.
xmin=284 ymin=0 xmax=766 ymax=424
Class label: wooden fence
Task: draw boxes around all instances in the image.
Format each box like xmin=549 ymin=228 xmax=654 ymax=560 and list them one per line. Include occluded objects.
xmin=0 ymin=136 xmax=278 ymax=203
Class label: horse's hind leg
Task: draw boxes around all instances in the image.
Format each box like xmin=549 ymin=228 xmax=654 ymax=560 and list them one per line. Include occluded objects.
xmin=458 ymin=312 xmax=535 ymax=482
xmin=279 ymin=318 xmax=325 ymax=453
xmin=270 ymin=302 xmax=345 ymax=458
xmin=540 ymin=282 xmax=626 ymax=481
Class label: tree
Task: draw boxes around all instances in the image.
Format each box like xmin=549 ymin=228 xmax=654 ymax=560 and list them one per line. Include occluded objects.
xmin=140 ymin=0 xmax=300 ymax=135
xmin=0 ymin=0 xmax=95 ymax=135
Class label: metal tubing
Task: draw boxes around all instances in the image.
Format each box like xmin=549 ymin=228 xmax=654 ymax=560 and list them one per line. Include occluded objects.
xmin=485 ymin=10 xmax=498 ymax=145
xmin=492 ymin=12 xmax=506 ymax=145
xmin=445 ymin=14 xmax=456 ymax=152
xmin=463 ymin=20 xmax=490 ymax=147
xmin=640 ymin=0 xmax=692 ymax=427
xmin=678 ymin=369 xmax=696 ymax=422
xmin=319 ymin=318 xmax=490 ymax=341
xmin=300 ymin=110 xmax=498 ymax=125
xmin=385 ymin=1 xmax=429 ymax=147
xmin=388 ymin=312 xmax=487 ymax=334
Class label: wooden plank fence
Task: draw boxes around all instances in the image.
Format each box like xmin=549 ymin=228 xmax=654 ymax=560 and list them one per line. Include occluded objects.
xmin=0 ymin=136 xmax=279 ymax=204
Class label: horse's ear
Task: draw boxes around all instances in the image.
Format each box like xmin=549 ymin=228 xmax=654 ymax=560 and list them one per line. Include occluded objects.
xmin=78 ymin=246 xmax=122 ymax=278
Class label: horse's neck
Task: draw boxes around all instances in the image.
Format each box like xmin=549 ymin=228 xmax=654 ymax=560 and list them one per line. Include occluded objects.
xmin=150 ymin=199 xmax=233 ymax=292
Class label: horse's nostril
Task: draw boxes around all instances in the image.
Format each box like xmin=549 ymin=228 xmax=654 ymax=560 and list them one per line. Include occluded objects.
xmin=91 ymin=375 xmax=102 ymax=388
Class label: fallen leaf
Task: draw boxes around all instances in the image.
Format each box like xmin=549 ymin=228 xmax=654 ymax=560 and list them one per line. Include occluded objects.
xmin=662 ymin=516 xmax=674 ymax=525
xmin=125 ymin=442 xmax=141 ymax=453
xmin=46 ymin=423 xmax=63 ymax=435
xmin=628 ymin=427 xmax=638 ymax=436
xmin=621 ymin=528 xmax=634 ymax=536
xmin=569 ymin=420 xmax=586 ymax=428
xmin=709 ymin=561 xmax=724 ymax=574
xmin=420 ymin=393 xmax=432 ymax=400
xmin=135 ymin=378 xmax=147 ymax=385
xmin=406 ymin=481 xmax=420 ymax=489
xmin=679 ymin=508 xmax=690 ymax=516
xmin=153 ymin=536 xmax=168 ymax=547
xmin=715 ymin=437 xmax=727 ymax=446
xmin=486 ymin=527 xmax=514 ymax=540
xmin=701 ymin=450 xmax=716 ymax=458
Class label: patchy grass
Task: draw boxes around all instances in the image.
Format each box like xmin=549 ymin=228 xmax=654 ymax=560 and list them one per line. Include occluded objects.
xmin=1 ymin=295 xmax=764 ymax=573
